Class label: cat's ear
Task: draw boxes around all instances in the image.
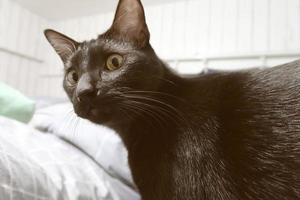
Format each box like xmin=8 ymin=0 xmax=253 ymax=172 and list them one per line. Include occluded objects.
xmin=44 ymin=29 xmax=79 ymax=63
xmin=108 ymin=0 xmax=150 ymax=47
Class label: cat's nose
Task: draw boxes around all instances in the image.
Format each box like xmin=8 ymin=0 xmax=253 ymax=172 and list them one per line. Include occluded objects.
xmin=77 ymin=88 xmax=96 ymax=103
xmin=76 ymin=73 xmax=96 ymax=102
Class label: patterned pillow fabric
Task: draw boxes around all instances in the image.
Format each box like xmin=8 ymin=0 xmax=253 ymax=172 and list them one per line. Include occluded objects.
xmin=30 ymin=102 xmax=135 ymax=188
xmin=0 ymin=116 xmax=140 ymax=200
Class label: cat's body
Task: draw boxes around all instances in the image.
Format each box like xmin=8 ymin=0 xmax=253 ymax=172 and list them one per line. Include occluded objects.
xmin=123 ymin=62 xmax=300 ymax=200
xmin=44 ymin=0 xmax=300 ymax=199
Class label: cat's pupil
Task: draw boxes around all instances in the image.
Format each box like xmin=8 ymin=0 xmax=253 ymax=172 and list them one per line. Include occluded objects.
xmin=112 ymin=57 xmax=119 ymax=67
xmin=72 ymin=72 xmax=78 ymax=82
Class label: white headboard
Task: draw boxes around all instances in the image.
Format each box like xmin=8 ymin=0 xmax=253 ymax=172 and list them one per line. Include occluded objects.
xmin=1 ymin=0 xmax=300 ymax=98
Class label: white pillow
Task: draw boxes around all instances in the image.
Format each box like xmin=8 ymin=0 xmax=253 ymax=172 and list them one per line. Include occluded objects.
xmin=30 ymin=102 xmax=135 ymax=187
xmin=1 ymin=116 xmax=139 ymax=200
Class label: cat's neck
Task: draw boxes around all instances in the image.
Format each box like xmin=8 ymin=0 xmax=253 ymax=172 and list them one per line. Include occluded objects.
xmin=109 ymin=64 xmax=220 ymax=150
xmin=103 ymin=65 xmax=177 ymax=145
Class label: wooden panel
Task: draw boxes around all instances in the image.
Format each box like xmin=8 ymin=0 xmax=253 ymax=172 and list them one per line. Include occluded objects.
xmin=222 ymin=0 xmax=239 ymax=54
xmin=1 ymin=0 xmax=300 ymax=98
xmin=253 ymin=0 xmax=269 ymax=52
xmin=172 ymin=1 xmax=187 ymax=57
xmin=196 ymin=0 xmax=211 ymax=56
xmin=286 ymin=0 xmax=300 ymax=51
xmin=185 ymin=0 xmax=202 ymax=57
xmin=0 ymin=0 xmax=47 ymax=97
xmin=158 ymin=2 xmax=175 ymax=58
xmin=146 ymin=5 xmax=163 ymax=55
xmin=237 ymin=0 xmax=253 ymax=53
xmin=269 ymin=0 xmax=287 ymax=51
xmin=208 ymin=0 xmax=223 ymax=55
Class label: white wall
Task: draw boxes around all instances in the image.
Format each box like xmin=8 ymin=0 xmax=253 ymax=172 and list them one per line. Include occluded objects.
xmin=46 ymin=0 xmax=300 ymax=74
xmin=0 ymin=0 xmax=52 ymax=97
xmin=1 ymin=0 xmax=300 ymax=97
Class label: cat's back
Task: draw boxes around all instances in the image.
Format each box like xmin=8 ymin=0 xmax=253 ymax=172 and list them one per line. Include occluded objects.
xmin=210 ymin=59 xmax=300 ymax=200
xmin=230 ymin=59 xmax=300 ymax=118
xmin=246 ymin=59 xmax=300 ymax=96
xmin=179 ymin=60 xmax=300 ymax=200
xmin=198 ymin=59 xmax=300 ymax=111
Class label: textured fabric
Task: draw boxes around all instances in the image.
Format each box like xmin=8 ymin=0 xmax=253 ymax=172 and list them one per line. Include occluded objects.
xmin=30 ymin=103 xmax=134 ymax=187
xmin=0 ymin=83 xmax=35 ymax=123
xmin=0 ymin=116 xmax=140 ymax=200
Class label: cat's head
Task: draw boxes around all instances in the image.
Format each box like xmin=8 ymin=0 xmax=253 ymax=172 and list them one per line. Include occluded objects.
xmin=44 ymin=0 xmax=165 ymax=125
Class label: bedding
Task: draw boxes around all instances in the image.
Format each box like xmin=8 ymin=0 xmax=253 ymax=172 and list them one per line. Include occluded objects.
xmin=0 ymin=82 xmax=35 ymax=123
xmin=0 ymin=116 xmax=140 ymax=200
xmin=30 ymin=103 xmax=134 ymax=187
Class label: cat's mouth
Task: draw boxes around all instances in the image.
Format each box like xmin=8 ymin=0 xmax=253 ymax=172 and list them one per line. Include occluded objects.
xmin=75 ymin=105 xmax=111 ymax=123
xmin=74 ymin=97 xmax=119 ymax=124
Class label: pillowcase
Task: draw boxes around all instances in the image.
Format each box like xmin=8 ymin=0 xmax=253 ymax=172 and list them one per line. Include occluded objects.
xmin=30 ymin=102 xmax=135 ymax=187
xmin=0 ymin=115 xmax=140 ymax=200
xmin=0 ymin=82 xmax=35 ymax=123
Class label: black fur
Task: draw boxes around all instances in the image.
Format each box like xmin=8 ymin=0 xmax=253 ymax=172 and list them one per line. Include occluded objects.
xmin=44 ymin=0 xmax=300 ymax=199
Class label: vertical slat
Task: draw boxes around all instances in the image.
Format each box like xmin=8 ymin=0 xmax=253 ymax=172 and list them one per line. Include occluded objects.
xmin=103 ymin=12 xmax=114 ymax=31
xmin=159 ymin=2 xmax=175 ymax=59
xmin=172 ymin=1 xmax=187 ymax=58
xmin=221 ymin=0 xmax=238 ymax=54
xmin=9 ymin=2 xmax=21 ymax=51
xmin=253 ymin=0 xmax=269 ymax=52
xmin=18 ymin=9 xmax=30 ymax=54
xmin=94 ymin=14 xmax=105 ymax=34
xmin=0 ymin=0 xmax=8 ymax=82
xmin=17 ymin=58 xmax=27 ymax=93
xmin=0 ymin=0 xmax=6 ymax=45
xmin=146 ymin=5 xmax=162 ymax=55
xmin=286 ymin=0 xmax=300 ymax=51
xmin=269 ymin=0 xmax=287 ymax=52
xmin=185 ymin=0 xmax=201 ymax=57
xmin=2 ymin=0 xmax=12 ymax=49
xmin=197 ymin=0 xmax=211 ymax=57
xmin=237 ymin=0 xmax=253 ymax=53
xmin=208 ymin=0 xmax=224 ymax=55
xmin=0 ymin=0 xmax=47 ymax=96
xmin=0 ymin=52 xmax=6 ymax=81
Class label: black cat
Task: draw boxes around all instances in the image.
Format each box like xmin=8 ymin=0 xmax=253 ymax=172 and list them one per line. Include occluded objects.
xmin=44 ymin=0 xmax=300 ymax=199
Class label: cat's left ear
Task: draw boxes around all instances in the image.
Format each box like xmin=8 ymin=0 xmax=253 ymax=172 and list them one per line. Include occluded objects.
xmin=44 ymin=29 xmax=79 ymax=63
xmin=108 ymin=0 xmax=150 ymax=47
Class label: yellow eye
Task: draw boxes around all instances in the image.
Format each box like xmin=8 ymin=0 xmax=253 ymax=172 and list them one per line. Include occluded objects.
xmin=66 ymin=70 xmax=78 ymax=85
xmin=106 ymin=54 xmax=123 ymax=71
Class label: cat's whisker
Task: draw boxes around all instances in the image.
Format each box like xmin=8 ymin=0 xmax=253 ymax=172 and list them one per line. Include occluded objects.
xmin=128 ymin=100 xmax=176 ymax=126
xmin=120 ymin=96 xmax=184 ymax=130
xmin=148 ymin=75 xmax=178 ymax=87
xmin=74 ymin=118 xmax=81 ymax=138
xmin=118 ymin=107 xmax=134 ymax=122
xmin=59 ymin=109 xmax=75 ymax=133
xmin=69 ymin=115 xmax=77 ymax=138
xmin=63 ymin=108 xmax=83 ymax=138
xmin=122 ymin=90 xmax=187 ymax=103
xmin=121 ymin=94 xmax=193 ymax=133
xmin=121 ymin=101 xmax=166 ymax=129
xmin=64 ymin=110 xmax=80 ymax=138
xmin=122 ymin=94 xmax=185 ymax=119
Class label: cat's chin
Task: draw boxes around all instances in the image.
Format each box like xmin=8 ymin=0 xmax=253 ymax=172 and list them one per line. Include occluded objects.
xmin=88 ymin=108 xmax=112 ymax=124
xmin=75 ymin=107 xmax=113 ymax=125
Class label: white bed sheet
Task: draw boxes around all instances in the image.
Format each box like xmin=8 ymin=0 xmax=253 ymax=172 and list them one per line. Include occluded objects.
xmin=0 ymin=116 xmax=140 ymax=200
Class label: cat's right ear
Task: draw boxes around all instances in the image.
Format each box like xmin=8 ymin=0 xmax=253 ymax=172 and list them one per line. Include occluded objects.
xmin=44 ymin=29 xmax=79 ymax=63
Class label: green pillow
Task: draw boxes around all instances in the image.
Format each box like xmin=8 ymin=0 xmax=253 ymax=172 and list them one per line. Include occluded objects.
xmin=0 ymin=82 xmax=35 ymax=123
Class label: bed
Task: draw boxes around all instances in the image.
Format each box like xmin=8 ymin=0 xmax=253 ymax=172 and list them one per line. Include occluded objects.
xmin=0 ymin=97 xmax=140 ymax=200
